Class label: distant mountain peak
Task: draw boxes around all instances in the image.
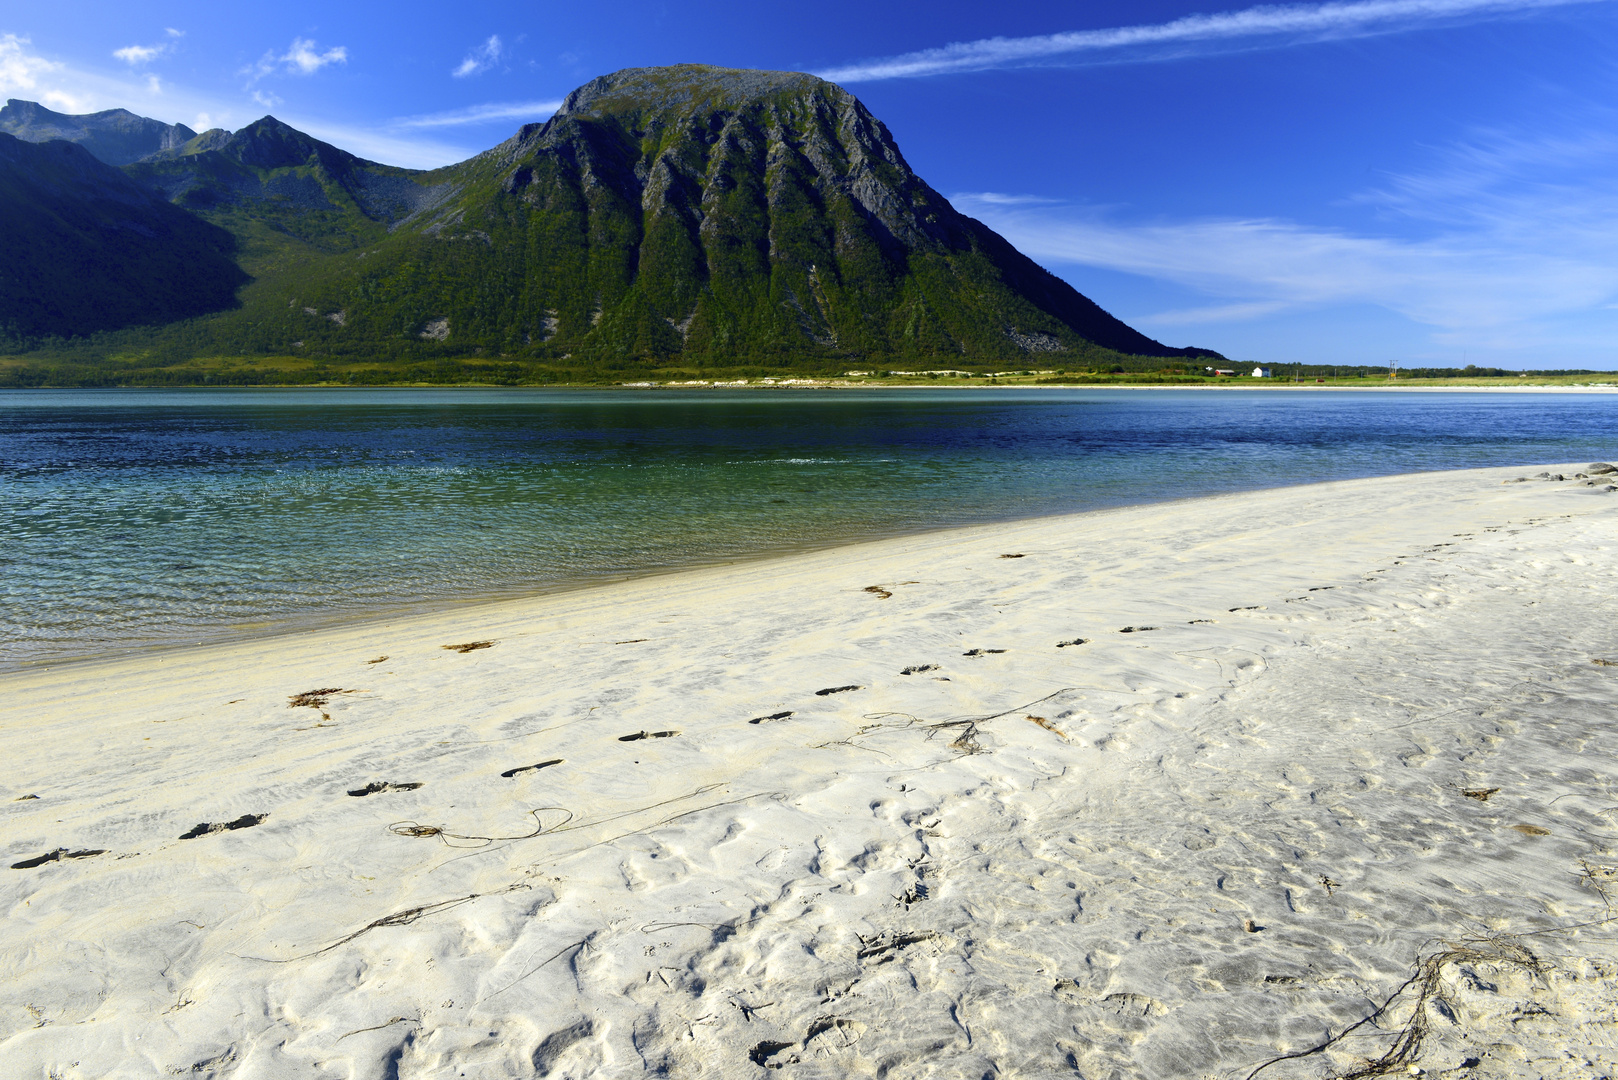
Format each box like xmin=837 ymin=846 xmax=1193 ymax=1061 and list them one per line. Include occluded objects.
xmin=0 ymin=99 xmax=197 ymax=166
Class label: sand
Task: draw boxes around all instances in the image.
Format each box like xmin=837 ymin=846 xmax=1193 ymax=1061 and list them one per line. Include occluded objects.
xmin=3 ymin=463 xmax=1617 ymax=1079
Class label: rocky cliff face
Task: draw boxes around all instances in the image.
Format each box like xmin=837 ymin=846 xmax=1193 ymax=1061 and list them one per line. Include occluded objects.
xmin=0 ymin=133 xmax=244 ymax=338
xmin=0 ymin=99 xmax=196 ymax=167
xmin=367 ymin=64 xmax=1213 ymax=362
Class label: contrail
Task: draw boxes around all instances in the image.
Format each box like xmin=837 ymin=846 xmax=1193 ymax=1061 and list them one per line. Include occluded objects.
xmin=816 ymin=0 xmax=1599 ymax=82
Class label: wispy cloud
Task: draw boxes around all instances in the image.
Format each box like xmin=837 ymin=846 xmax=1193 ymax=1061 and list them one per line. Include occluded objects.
xmin=282 ymin=38 xmax=347 ymax=74
xmin=952 ymin=160 xmax=1618 ymax=339
xmin=0 ymin=33 xmax=60 ymax=96
xmin=818 ymin=0 xmax=1600 ymax=81
xmin=244 ymin=37 xmax=348 ymax=83
xmin=280 ymin=115 xmax=478 ymax=168
xmin=114 ymin=43 xmax=166 ymax=65
xmin=394 ymin=99 xmax=562 ymax=128
xmin=453 ymin=35 xmax=503 ymax=78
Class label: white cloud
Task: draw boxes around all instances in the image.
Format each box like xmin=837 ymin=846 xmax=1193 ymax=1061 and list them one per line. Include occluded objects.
xmin=951 ymin=181 xmax=1618 ymax=337
xmin=114 ymin=44 xmax=164 ymax=65
xmin=40 ymin=89 xmax=93 ymax=113
xmin=395 ymin=98 xmax=562 ymax=128
xmin=252 ymin=89 xmax=283 ymax=109
xmin=0 ymin=34 xmax=59 ymax=95
xmin=818 ymin=0 xmax=1600 ymax=81
xmin=453 ymin=35 xmax=503 ymax=78
xmin=283 ymin=38 xmax=347 ymax=74
xmin=278 ymin=114 xmax=477 ymax=168
xmin=146 ymin=74 xmax=161 ymax=95
xmin=165 ymin=28 xmax=184 ymax=39
xmin=954 ymin=191 xmax=1063 ymax=206
xmin=245 ymin=37 xmax=348 ymax=82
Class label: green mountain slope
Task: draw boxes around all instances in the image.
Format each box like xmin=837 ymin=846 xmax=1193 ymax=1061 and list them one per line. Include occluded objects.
xmin=0 ymin=133 xmax=246 ymax=340
xmin=0 ymin=99 xmax=196 ymax=166
xmin=256 ymin=65 xmax=1217 ymax=366
xmin=2 ymin=66 xmax=1222 ymax=379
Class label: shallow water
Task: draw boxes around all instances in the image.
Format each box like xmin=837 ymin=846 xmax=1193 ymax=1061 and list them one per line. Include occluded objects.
xmin=2 ymin=387 xmax=1614 ymax=667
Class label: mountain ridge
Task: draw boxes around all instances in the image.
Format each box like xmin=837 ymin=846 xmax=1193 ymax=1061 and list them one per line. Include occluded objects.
xmin=0 ymin=133 xmax=245 ymax=338
xmin=0 ymin=99 xmax=197 ymax=166
xmin=0 ymin=67 xmax=1224 ymax=374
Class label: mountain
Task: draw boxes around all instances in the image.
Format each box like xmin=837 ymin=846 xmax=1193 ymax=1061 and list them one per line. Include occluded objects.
xmin=0 ymin=99 xmax=196 ymax=166
xmin=3 ymin=65 xmax=1221 ymax=375
xmin=191 ymin=65 xmax=1215 ymax=366
xmin=0 ymin=132 xmax=245 ymax=339
xmin=126 ymin=116 xmax=452 ymax=228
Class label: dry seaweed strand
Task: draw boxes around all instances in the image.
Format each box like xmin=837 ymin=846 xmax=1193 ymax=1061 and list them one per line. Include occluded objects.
xmin=243 ymin=888 xmax=524 ymax=963
xmin=820 ymin=688 xmax=1084 ymax=757
xmin=387 ymin=807 xmax=575 ymax=848
xmin=255 ymin=785 xmax=772 ymax=962
xmin=923 ymin=687 xmax=1081 ymax=755
xmin=1242 ymin=934 xmax=1550 ymax=1080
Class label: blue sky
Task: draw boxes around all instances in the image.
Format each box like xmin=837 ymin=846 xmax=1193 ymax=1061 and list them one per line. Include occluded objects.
xmin=4 ymin=0 xmax=1618 ymax=368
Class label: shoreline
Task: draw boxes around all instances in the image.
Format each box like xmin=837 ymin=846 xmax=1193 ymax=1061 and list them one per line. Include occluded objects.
xmin=6 ymin=382 xmax=1618 ymax=393
xmin=5 ymin=463 xmax=1618 ymax=1075
xmin=0 ymin=458 xmax=1597 ymax=678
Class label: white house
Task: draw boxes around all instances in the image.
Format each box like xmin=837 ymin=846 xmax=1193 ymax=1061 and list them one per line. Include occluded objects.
xmin=1251 ymin=366 xmax=1272 ymax=377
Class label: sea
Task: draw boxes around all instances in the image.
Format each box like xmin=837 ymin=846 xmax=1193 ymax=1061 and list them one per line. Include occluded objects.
xmin=3 ymin=387 xmax=1614 ymax=670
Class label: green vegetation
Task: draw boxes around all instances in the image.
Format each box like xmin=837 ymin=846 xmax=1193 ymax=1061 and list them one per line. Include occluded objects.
xmin=6 ymin=68 xmax=1606 ymax=390
xmin=1 ymin=66 xmax=1227 ymax=383
xmin=0 ymin=133 xmax=245 ymax=340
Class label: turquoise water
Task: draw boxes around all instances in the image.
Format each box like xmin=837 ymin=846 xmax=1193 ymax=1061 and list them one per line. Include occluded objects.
xmin=3 ymin=387 xmax=1614 ymax=668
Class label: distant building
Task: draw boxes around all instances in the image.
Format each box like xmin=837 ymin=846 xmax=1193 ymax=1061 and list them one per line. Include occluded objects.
xmin=1251 ymin=366 xmax=1272 ymax=377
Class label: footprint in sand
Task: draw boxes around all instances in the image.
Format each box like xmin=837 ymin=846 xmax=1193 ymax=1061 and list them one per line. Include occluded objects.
xmin=618 ymin=731 xmax=679 ymax=742
xmin=443 ymin=640 xmax=496 ymax=654
xmin=748 ymin=711 xmax=793 ymax=725
xmin=1056 ymin=638 xmax=1089 ymax=647
xmin=962 ymin=649 xmax=1006 ymax=657
xmin=10 ymin=848 xmax=106 ymax=870
xmin=1117 ymin=627 xmax=1158 ymax=634
xmin=288 ymin=688 xmax=352 ymax=708
xmin=501 ymin=760 xmax=563 ymax=777
xmin=900 ymin=665 xmax=937 ymax=675
xmin=815 ymin=685 xmax=863 ymax=696
xmin=347 ymin=781 xmax=424 ymax=797
xmin=178 ymin=814 xmax=266 ymax=840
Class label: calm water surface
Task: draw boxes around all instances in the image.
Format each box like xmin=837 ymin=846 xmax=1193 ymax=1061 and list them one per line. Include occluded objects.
xmin=3 ymin=387 xmax=1614 ymax=668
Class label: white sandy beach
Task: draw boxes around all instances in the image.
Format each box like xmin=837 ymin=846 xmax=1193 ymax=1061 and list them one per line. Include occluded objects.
xmin=4 ymin=463 xmax=1618 ymax=1079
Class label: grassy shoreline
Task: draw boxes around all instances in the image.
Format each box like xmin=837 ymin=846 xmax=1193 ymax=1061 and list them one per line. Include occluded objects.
xmin=2 ymin=352 xmax=1615 ymax=390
